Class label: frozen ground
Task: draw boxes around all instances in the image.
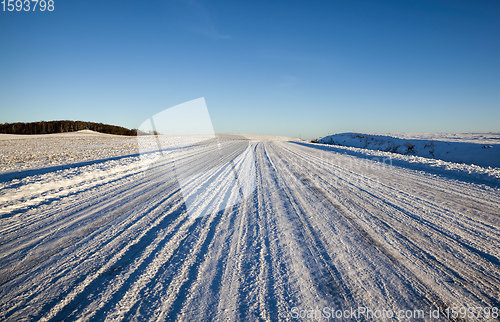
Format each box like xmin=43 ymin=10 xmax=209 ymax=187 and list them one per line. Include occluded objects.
xmin=319 ymin=132 xmax=500 ymax=168
xmin=0 ymin=132 xmax=499 ymax=320
xmin=0 ymin=131 xmax=290 ymax=175
xmin=0 ymin=131 xmax=139 ymax=174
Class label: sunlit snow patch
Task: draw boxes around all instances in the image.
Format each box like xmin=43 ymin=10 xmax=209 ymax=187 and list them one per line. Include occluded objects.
xmin=137 ymin=97 xmax=215 ymax=169
xmin=137 ymin=97 xmax=256 ymax=219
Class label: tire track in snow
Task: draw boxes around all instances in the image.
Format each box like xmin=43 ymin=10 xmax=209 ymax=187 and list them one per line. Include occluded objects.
xmin=0 ymin=138 xmax=498 ymax=320
xmin=151 ymin=144 xmax=252 ymax=321
xmin=273 ymin=141 xmax=499 ymax=311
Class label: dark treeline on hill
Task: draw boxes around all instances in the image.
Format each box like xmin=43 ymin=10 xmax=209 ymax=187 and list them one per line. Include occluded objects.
xmin=0 ymin=121 xmax=138 ymax=136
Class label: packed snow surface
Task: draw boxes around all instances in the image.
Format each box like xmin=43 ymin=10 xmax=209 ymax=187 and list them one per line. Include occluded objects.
xmin=0 ymin=131 xmax=214 ymax=174
xmin=0 ymin=133 xmax=499 ymax=320
xmin=319 ymin=132 xmax=500 ymax=168
xmin=0 ymin=131 xmax=138 ymax=174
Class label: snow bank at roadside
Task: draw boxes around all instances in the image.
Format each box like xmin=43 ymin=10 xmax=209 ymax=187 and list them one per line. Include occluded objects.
xmin=298 ymin=140 xmax=500 ymax=187
xmin=318 ymin=132 xmax=500 ymax=168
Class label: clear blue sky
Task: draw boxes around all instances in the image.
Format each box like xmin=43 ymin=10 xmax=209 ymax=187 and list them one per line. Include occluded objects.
xmin=1 ymin=0 xmax=499 ymax=138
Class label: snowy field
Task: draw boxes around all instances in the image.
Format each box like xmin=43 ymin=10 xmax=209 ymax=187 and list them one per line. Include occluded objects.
xmin=0 ymin=131 xmax=139 ymax=174
xmin=0 ymin=132 xmax=499 ymax=320
xmin=319 ymin=132 xmax=500 ymax=168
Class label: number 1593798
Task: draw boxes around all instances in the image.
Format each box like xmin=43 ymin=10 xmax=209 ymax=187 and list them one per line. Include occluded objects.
xmin=1 ymin=0 xmax=54 ymax=12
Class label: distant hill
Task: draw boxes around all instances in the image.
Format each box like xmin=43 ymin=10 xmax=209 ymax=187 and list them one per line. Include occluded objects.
xmin=0 ymin=121 xmax=138 ymax=136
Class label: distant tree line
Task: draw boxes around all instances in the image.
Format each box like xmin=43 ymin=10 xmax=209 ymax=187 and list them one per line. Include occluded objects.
xmin=0 ymin=121 xmax=138 ymax=136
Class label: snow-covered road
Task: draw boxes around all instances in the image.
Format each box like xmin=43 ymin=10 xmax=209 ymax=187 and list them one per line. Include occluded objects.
xmin=0 ymin=137 xmax=499 ymax=320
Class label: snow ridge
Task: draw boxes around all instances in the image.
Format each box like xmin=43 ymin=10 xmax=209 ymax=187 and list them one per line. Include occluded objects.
xmin=319 ymin=132 xmax=500 ymax=168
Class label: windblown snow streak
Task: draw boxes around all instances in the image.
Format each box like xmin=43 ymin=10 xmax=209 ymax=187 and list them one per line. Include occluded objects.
xmin=0 ymin=137 xmax=498 ymax=321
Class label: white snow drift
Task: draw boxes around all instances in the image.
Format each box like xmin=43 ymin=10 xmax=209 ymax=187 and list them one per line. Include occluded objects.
xmin=319 ymin=132 xmax=500 ymax=168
